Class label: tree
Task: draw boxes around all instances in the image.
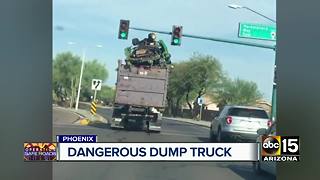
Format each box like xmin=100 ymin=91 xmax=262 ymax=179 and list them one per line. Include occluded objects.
xmin=53 ymin=52 xmax=108 ymax=107
xmin=96 ymin=85 xmax=115 ymax=105
xmin=213 ymin=78 xmax=262 ymax=106
xmin=166 ymin=61 xmax=188 ymax=116
xmin=166 ymin=53 xmax=224 ymax=117
xmin=183 ymin=54 xmax=224 ymax=113
xmin=53 ymin=52 xmax=81 ymax=107
xmin=166 ymin=53 xmax=263 ymax=118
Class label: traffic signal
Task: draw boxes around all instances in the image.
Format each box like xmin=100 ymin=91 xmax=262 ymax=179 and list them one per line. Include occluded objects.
xmin=118 ymin=20 xmax=130 ymax=40
xmin=171 ymin=25 xmax=183 ymax=46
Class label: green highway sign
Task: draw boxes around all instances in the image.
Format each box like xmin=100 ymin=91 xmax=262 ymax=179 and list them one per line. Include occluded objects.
xmin=238 ymin=23 xmax=276 ymax=41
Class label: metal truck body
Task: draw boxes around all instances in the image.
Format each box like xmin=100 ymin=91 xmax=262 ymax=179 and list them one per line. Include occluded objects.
xmin=111 ymin=60 xmax=169 ymax=131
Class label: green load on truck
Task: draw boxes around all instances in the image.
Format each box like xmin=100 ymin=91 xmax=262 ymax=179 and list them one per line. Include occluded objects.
xmin=124 ymin=33 xmax=171 ymax=67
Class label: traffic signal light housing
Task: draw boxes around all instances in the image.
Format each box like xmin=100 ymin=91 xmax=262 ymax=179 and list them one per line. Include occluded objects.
xmin=118 ymin=20 xmax=130 ymax=40
xmin=171 ymin=25 xmax=183 ymax=46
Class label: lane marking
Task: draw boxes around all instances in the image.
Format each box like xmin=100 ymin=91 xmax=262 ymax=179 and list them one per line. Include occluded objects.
xmin=162 ymin=119 xmax=210 ymax=130
xmin=161 ymin=131 xmax=209 ymax=138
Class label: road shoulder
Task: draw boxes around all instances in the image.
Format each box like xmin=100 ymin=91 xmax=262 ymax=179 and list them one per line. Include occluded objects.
xmin=163 ymin=117 xmax=210 ymax=128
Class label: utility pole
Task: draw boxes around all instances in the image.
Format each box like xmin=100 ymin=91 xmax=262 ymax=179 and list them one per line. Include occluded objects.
xmin=75 ymin=49 xmax=86 ymax=110
xmin=68 ymin=42 xmax=103 ymax=111
xmin=271 ymin=63 xmax=277 ymax=121
xmin=199 ymin=104 xmax=203 ymax=121
xmin=93 ymin=89 xmax=97 ymax=102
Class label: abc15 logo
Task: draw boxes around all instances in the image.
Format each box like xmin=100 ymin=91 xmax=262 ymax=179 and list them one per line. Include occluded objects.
xmin=261 ymin=136 xmax=300 ymax=156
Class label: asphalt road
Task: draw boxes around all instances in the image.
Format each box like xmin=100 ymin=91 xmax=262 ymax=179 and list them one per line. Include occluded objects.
xmin=53 ymin=107 xmax=275 ymax=180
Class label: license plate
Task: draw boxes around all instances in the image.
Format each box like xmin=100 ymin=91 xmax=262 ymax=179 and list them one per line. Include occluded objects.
xmin=114 ymin=118 xmax=122 ymax=122
xmin=241 ymin=121 xmax=258 ymax=128
xmin=128 ymin=119 xmax=136 ymax=123
xmin=241 ymin=121 xmax=250 ymax=127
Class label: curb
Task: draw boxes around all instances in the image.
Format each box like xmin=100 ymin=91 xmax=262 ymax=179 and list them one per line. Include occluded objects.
xmin=75 ymin=112 xmax=109 ymax=126
xmin=54 ymin=106 xmax=108 ymax=126
xmin=163 ymin=117 xmax=211 ymax=128
xmin=79 ymin=102 xmax=111 ymax=109
xmin=79 ymin=118 xmax=90 ymax=125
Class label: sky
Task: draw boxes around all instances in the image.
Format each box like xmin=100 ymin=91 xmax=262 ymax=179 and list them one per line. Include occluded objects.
xmin=53 ymin=0 xmax=276 ymax=102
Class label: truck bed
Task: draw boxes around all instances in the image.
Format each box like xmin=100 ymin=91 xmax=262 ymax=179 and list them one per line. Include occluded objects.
xmin=114 ymin=60 xmax=169 ymax=108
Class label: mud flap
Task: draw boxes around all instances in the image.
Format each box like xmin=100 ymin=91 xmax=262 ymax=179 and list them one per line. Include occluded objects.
xmin=110 ymin=118 xmax=124 ymax=129
xmin=149 ymin=124 xmax=161 ymax=132
xmin=145 ymin=120 xmax=150 ymax=134
xmin=148 ymin=115 xmax=162 ymax=132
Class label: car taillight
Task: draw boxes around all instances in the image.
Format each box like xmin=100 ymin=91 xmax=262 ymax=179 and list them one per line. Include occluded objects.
xmin=267 ymin=120 xmax=272 ymax=127
xmin=226 ymin=116 xmax=232 ymax=124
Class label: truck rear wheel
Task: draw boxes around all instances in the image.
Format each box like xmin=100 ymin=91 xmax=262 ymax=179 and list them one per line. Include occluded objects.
xmin=122 ymin=118 xmax=129 ymax=130
xmin=209 ymin=127 xmax=216 ymax=142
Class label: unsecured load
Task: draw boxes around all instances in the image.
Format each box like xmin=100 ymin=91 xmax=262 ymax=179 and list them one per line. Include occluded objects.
xmin=124 ymin=33 xmax=171 ymax=67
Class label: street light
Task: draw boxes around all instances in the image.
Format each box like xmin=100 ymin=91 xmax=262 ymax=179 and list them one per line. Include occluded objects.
xmin=67 ymin=41 xmax=76 ymax=45
xmin=68 ymin=42 xmax=103 ymax=110
xmin=227 ymin=4 xmax=243 ymax=9
xmin=228 ymin=3 xmax=277 ymax=122
xmin=227 ymin=4 xmax=276 ymax=23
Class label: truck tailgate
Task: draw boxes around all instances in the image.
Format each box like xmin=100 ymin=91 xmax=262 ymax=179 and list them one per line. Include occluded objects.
xmin=114 ymin=61 xmax=168 ymax=108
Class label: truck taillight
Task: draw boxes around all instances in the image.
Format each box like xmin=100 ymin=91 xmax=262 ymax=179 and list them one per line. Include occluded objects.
xmin=267 ymin=120 xmax=272 ymax=127
xmin=226 ymin=116 xmax=232 ymax=124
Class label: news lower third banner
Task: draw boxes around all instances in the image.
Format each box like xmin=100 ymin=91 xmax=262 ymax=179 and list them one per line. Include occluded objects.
xmin=24 ymin=135 xmax=300 ymax=162
xmin=58 ymin=143 xmax=258 ymax=161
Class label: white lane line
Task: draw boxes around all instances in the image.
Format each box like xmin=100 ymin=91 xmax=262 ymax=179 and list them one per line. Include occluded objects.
xmin=161 ymin=131 xmax=208 ymax=138
xmin=162 ymin=119 xmax=210 ymax=130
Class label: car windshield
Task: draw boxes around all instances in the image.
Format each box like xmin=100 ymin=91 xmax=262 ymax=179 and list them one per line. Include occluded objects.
xmin=228 ymin=108 xmax=269 ymax=119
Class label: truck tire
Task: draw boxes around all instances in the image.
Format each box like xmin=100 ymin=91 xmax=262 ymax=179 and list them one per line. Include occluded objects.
xmin=123 ymin=118 xmax=129 ymax=130
xmin=216 ymin=128 xmax=225 ymax=142
xmin=209 ymin=126 xmax=216 ymax=142
xmin=253 ymin=162 xmax=262 ymax=175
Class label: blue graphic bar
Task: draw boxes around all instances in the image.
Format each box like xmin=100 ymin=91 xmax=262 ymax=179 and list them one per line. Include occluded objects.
xmin=56 ymin=135 xmax=97 ymax=143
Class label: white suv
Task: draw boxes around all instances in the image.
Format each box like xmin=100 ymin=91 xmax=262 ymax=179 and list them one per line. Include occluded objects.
xmin=210 ymin=105 xmax=272 ymax=142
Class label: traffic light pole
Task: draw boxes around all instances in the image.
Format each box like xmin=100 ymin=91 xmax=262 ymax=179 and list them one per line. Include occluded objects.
xmin=200 ymin=104 xmax=203 ymax=121
xmin=271 ymin=61 xmax=277 ymax=122
xmin=129 ymin=27 xmax=276 ymax=50
xmin=129 ymin=26 xmax=277 ymax=122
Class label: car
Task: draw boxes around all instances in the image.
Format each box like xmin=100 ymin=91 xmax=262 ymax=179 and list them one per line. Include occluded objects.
xmin=253 ymin=122 xmax=277 ymax=175
xmin=209 ymin=105 xmax=272 ymax=142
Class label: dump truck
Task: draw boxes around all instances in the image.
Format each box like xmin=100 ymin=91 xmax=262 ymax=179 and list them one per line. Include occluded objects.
xmin=110 ymin=60 xmax=169 ymax=132
xmin=111 ymin=34 xmax=171 ymax=132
